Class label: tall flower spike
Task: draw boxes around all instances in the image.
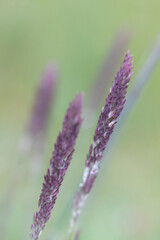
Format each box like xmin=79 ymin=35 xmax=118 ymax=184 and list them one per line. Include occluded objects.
xmin=28 ymin=64 xmax=58 ymax=138
xmin=30 ymin=94 xmax=83 ymax=240
xmin=68 ymin=51 xmax=133 ymax=237
xmin=20 ymin=64 xmax=58 ymax=155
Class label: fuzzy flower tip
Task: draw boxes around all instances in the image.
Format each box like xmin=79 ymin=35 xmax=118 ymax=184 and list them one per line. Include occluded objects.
xmin=30 ymin=94 xmax=83 ymax=240
xmin=28 ymin=64 xmax=58 ymax=137
xmin=69 ymin=51 xmax=133 ymax=234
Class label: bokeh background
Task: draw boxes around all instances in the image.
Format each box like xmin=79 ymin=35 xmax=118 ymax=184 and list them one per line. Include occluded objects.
xmin=0 ymin=1 xmax=160 ymax=240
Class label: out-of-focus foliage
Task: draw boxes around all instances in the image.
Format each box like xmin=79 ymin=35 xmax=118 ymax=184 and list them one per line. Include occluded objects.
xmin=0 ymin=1 xmax=160 ymax=240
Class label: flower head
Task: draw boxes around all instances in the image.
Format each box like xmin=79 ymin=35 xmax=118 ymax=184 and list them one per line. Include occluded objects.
xmin=30 ymin=94 xmax=83 ymax=240
xmin=83 ymin=51 xmax=133 ymax=193
xmin=28 ymin=64 xmax=58 ymax=137
xmin=69 ymin=51 xmax=133 ymax=236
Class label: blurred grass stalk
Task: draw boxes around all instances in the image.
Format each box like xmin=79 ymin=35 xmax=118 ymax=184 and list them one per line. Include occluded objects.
xmin=66 ymin=37 xmax=160 ymax=240
xmin=0 ymin=64 xmax=58 ymax=240
xmin=19 ymin=63 xmax=58 ymax=174
xmin=74 ymin=230 xmax=81 ymax=240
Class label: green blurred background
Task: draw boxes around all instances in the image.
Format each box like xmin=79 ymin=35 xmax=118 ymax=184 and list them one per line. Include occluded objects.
xmin=0 ymin=0 xmax=160 ymax=239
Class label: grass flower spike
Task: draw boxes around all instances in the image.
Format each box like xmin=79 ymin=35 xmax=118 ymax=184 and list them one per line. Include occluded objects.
xmin=69 ymin=51 xmax=133 ymax=237
xmin=28 ymin=64 xmax=57 ymax=137
xmin=20 ymin=64 xmax=58 ymax=156
xmin=30 ymin=94 xmax=83 ymax=240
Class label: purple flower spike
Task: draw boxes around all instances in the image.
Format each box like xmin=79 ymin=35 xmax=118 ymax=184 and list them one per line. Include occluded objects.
xmin=69 ymin=51 xmax=133 ymax=236
xmin=30 ymin=94 xmax=83 ymax=240
xmin=28 ymin=64 xmax=58 ymax=137
xmin=19 ymin=64 xmax=58 ymax=157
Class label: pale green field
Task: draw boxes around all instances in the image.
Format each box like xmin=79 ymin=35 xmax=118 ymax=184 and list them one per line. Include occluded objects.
xmin=0 ymin=1 xmax=160 ymax=239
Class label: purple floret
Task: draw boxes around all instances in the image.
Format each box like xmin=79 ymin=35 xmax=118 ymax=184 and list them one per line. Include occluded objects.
xmin=30 ymin=94 xmax=83 ymax=240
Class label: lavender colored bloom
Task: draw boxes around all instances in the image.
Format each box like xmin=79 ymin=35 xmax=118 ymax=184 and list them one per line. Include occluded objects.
xmin=30 ymin=94 xmax=83 ymax=240
xmin=28 ymin=64 xmax=57 ymax=137
xmin=68 ymin=51 xmax=133 ymax=236
xmin=19 ymin=64 xmax=58 ymax=156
